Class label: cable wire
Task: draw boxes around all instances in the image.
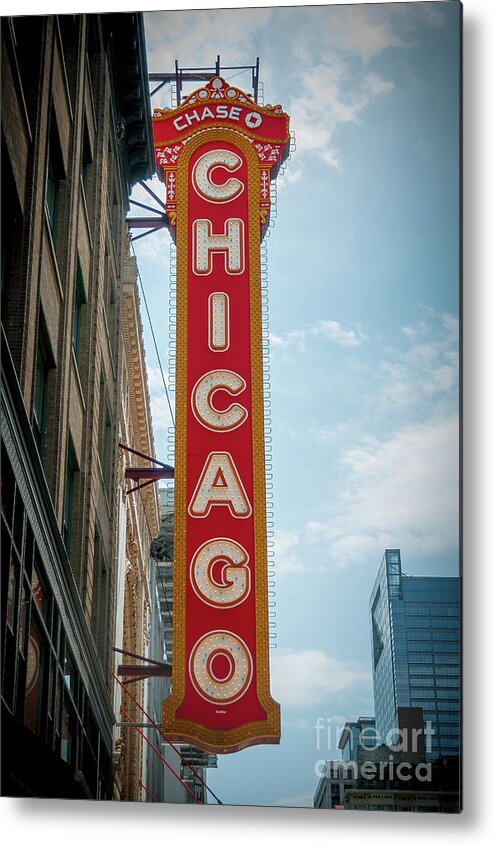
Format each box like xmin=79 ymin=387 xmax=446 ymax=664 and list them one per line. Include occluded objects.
xmin=130 ymin=240 xmax=175 ymax=428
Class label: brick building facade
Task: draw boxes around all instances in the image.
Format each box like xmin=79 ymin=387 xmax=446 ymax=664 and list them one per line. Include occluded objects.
xmin=1 ymin=13 xmax=156 ymax=798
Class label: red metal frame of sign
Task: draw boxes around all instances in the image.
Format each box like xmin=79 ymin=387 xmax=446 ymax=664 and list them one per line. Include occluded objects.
xmin=153 ymin=77 xmax=290 ymax=753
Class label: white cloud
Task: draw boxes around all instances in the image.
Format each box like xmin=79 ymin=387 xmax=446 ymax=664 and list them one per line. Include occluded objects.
xmin=287 ymin=62 xmax=354 ymax=170
xmin=312 ymin=319 xmax=367 ymax=347
xmin=273 ymin=528 xmax=307 ymax=577
xmin=146 ymin=366 xmax=170 ymax=392
xmin=287 ymin=57 xmax=394 ymax=168
xmin=146 ymin=368 xmax=174 ymax=432
xmin=269 ymin=329 xmax=306 ymax=354
xmin=320 ymin=4 xmax=404 ymax=61
xmin=402 ymin=319 xmax=431 ymax=340
xmin=380 ymin=310 xmax=459 ymax=413
xmin=308 ymin=420 xmax=361 ymax=447
xmin=307 ymin=413 xmax=459 ymax=569
xmin=271 ymin=648 xmax=370 ymax=708
xmin=362 ymin=71 xmax=394 ymax=96
xmin=415 ymin=3 xmax=449 ymax=30
xmin=144 ymin=8 xmax=273 ymax=82
xmin=141 ymin=4 xmax=440 ymax=174
xmin=296 ymin=308 xmax=459 ymax=569
xmin=276 ymin=163 xmax=303 ymax=191
xmin=270 ymin=318 xmax=366 ymax=354
xmin=149 ymin=393 xmax=174 ymax=432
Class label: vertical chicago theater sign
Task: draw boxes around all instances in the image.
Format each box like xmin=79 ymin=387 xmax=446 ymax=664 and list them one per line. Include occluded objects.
xmin=152 ymin=77 xmax=290 ymax=753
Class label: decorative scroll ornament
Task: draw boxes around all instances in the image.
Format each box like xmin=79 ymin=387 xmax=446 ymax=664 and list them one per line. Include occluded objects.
xmin=152 ymin=77 xmax=290 ymax=753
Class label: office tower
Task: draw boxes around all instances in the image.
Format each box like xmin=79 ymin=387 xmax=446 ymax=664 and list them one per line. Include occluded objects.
xmin=339 ymin=716 xmax=378 ymax=762
xmin=370 ymin=550 xmax=460 ymax=760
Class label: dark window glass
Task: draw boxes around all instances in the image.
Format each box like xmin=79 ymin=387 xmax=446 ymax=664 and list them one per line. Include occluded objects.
xmin=1 ymin=444 xmax=16 ymax=527
xmin=33 ymin=316 xmax=54 ymax=454
xmin=91 ymin=525 xmax=109 ymax=671
xmin=72 ymin=261 xmax=86 ymax=362
xmin=6 ymin=553 xmax=19 ymax=632
xmin=13 ymin=487 xmax=25 ymax=554
xmin=32 ymin=343 xmax=47 ymax=449
xmin=58 ymin=15 xmax=79 ymax=100
xmin=24 ymin=616 xmax=46 ymax=736
xmin=98 ymin=382 xmax=113 ymax=495
xmin=45 ymin=116 xmax=65 ymax=242
xmin=19 ymin=579 xmax=30 ymax=658
xmin=10 ymin=17 xmax=43 ymax=132
xmin=63 ymin=436 xmax=79 ymax=554
xmin=31 ymin=558 xmax=51 ymax=629
xmin=81 ymin=124 xmax=92 ymax=195
xmin=45 ymin=142 xmax=59 ymax=234
xmin=63 ymin=646 xmax=76 ymax=696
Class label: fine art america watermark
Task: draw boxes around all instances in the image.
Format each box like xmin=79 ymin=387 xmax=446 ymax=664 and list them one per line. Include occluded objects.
xmin=313 ymin=717 xmax=435 ymax=783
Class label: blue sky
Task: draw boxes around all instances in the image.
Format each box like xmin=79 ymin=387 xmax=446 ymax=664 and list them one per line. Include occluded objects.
xmin=129 ymin=1 xmax=461 ymax=808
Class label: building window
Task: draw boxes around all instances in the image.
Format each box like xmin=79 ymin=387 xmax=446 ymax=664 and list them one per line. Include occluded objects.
xmin=1 ymin=444 xmax=112 ymax=796
xmin=81 ymin=124 xmax=92 ymax=197
xmin=45 ymin=118 xmax=64 ymax=241
xmin=72 ymin=260 xmax=86 ymax=363
xmin=107 ymin=274 xmax=116 ymax=351
xmin=1 ymin=136 xmax=24 ymax=320
xmin=58 ymin=14 xmax=79 ymax=101
xmin=63 ymin=435 xmax=78 ymax=554
xmin=102 ymin=408 xmax=112 ymax=492
xmin=60 ymin=700 xmax=74 ymax=763
xmin=32 ymin=315 xmax=54 ymax=455
xmin=98 ymin=376 xmax=113 ymax=496
xmin=23 ymin=615 xmax=47 ymax=737
xmin=45 ymin=143 xmax=58 ymax=234
xmin=91 ymin=525 xmax=109 ymax=672
xmin=9 ymin=16 xmax=43 ymax=132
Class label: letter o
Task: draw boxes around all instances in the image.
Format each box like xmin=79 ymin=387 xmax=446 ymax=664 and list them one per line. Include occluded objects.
xmin=189 ymin=631 xmax=253 ymax=704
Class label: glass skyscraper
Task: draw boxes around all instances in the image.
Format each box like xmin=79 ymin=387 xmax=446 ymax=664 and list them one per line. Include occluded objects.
xmin=370 ymin=550 xmax=460 ymax=760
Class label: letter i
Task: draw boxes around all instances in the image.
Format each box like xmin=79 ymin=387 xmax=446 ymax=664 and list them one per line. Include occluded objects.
xmin=209 ymin=293 xmax=230 ymax=351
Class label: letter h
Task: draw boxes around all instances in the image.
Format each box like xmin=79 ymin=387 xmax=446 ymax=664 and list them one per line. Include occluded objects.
xmin=193 ymin=219 xmax=244 ymax=275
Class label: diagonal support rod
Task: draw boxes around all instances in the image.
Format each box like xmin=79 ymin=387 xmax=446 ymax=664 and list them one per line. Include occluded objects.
xmin=138 ymin=180 xmax=167 ymax=212
xmin=119 ymin=442 xmax=171 ymax=469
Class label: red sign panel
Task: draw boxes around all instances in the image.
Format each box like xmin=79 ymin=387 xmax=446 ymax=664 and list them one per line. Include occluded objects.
xmin=153 ymin=78 xmax=290 ymax=753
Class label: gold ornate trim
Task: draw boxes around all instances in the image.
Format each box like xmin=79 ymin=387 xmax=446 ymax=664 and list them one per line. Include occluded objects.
xmin=153 ymin=125 xmax=289 ymax=151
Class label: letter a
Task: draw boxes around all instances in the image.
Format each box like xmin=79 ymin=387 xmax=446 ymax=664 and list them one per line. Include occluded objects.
xmin=188 ymin=452 xmax=252 ymax=518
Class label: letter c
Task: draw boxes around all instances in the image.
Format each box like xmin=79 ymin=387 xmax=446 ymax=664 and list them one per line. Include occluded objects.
xmin=191 ymin=369 xmax=248 ymax=432
xmin=192 ymin=149 xmax=244 ymax=203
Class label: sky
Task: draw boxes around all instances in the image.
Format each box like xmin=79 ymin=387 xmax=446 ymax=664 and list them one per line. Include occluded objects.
xmin=128 ymin=0 xmax=461 ymax=809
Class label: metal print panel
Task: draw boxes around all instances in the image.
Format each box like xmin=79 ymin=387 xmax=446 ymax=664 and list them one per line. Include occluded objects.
xmin=0 ymin=0 xmax=462 ymax=814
